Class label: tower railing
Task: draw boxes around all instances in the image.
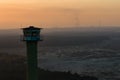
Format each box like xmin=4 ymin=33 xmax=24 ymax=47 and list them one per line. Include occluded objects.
xmin=20 ymin=35 xmax=43 ymax=41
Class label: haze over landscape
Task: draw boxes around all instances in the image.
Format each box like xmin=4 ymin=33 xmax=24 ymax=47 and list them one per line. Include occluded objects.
xmin=0 ymin=0 xmax=120 ymax=80
xmin=0 ymin=27 xmax=120 ymax=80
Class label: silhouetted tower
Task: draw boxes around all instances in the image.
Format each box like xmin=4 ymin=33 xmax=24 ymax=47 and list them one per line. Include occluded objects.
xmin=22 ymin=26 xmax=42 ymax=80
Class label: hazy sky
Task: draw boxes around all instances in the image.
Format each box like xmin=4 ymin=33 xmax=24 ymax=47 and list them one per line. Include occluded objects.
xmin=0 ymin=0 xmax=120 ymax=29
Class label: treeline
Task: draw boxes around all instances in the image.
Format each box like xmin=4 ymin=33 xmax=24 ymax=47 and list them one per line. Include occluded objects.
xmin=38 ymin=69 xmax=98 ymax=80
xmin=0 ymin=53 xmax=98 ymax=80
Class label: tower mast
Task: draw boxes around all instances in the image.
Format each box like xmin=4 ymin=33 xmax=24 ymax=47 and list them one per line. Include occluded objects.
xmin=22 ymin=26 xmax=42 ymax=80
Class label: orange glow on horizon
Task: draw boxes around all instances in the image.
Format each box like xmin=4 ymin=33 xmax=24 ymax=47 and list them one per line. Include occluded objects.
xmin=0 ymin=0 xmax=120 ymax=29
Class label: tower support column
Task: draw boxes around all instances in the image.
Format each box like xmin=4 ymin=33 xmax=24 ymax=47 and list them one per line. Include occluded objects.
xmin=26 ymin=42 xmax=38 ymax=80
xmin=22 ymin=26 xmax=42 ymax=80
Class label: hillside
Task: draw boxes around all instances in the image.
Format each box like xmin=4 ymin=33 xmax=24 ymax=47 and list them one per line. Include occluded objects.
xmin=0 ymin=53 xmax=97 ymax=80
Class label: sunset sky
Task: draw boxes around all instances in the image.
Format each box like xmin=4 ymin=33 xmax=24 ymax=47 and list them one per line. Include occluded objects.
xmin=0 ymin=0 xmax=120 ymax=29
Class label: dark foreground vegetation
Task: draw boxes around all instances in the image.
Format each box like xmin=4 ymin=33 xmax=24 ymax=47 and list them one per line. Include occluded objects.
xmin=0 ymin=53 xmax=98 ymax=80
